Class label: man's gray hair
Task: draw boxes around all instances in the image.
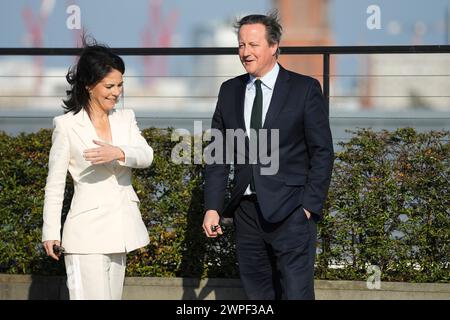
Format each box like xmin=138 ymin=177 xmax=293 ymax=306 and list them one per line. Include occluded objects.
xmin=234 ymin=10 xmax=283 ymax=57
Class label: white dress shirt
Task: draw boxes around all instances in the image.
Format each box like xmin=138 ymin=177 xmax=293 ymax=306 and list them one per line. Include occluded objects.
xmin=243 ymin=63 xmax=280 ymax=195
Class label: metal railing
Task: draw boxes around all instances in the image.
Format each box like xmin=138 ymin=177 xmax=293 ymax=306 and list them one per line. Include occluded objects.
xmin=2 ymin=45 xmax=450 ymax=110
xmin=1 ymin=45 xmax=450 ymax=139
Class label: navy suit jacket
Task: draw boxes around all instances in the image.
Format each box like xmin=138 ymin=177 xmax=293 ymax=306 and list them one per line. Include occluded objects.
xmin=204 ymin=65 xmax=334 ymax=223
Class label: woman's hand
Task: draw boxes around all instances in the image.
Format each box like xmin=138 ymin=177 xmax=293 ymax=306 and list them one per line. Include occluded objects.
xmin=83 ymin=140 xmax=125 ymax=164
xmin=43 ymin=240 xmax=62 ymax=261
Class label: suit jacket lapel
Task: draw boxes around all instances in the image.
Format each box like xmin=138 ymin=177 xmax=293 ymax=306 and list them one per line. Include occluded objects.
xmin=263 ymin=65 xmax=290 ymax=129
xmin=72 ymin=109 xmax=97 ymax=149
xmin=106 ymin=109 xmax=122 ymax=173
xmin=235 ymin=74 xmax=248 ymax=133
xmin=72 ymin=109 xmax=115 ymax=174
xmin=108 ymin=109 xmax=121 ymax=146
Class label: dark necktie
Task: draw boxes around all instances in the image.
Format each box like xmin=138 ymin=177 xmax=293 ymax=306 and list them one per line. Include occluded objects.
xmin=250 ymin=79 xmax=262 ymax=193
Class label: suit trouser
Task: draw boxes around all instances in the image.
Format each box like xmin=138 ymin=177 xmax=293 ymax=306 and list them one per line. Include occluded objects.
xmin=64 ymin=253 xmax=126 ymax=300
xmin=234 ymin=196 xmax=317 ymax=300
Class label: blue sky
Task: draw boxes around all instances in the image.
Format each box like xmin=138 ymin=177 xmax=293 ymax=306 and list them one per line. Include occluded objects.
xmin=0 ymin=0 xmax=271 ymax=47
xmin=0 ymin=0 xmax=449 ymax=78
xmin=331 ymin=0 xmax=449 ymax=45
xmin=1 ymin=0 xmax=449 ymax=48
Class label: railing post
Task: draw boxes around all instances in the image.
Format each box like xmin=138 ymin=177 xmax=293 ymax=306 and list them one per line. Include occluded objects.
xmin=323 ymin=53 xmax=330 ymax=115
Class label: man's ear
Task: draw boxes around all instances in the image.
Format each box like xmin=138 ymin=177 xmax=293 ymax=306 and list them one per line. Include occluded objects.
xmin=271 ymin=43 xmax=279 ymax=56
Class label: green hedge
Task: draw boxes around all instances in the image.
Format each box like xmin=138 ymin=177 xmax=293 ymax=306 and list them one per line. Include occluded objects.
xmin=0 ymin=127 xmax=448 ymax=282
xmin=317 ymin=128 xmax=449 ymax=282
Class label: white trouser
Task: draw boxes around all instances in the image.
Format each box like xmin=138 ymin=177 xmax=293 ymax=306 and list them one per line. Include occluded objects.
xmin=64 ymin=253 xmax=126 ymax=300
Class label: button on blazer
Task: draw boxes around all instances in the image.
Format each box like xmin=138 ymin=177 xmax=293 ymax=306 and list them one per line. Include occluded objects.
xmin=42 ymin=108 xmax=153 ymax=253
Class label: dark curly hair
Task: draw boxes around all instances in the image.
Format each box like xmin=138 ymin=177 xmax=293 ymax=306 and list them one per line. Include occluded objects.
xmin=63 ymin=37 xmax=125 ymax=114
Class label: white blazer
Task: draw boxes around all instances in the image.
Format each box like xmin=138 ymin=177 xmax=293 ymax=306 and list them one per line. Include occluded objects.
xmin=42 ymin=108 xmax=152 ymax=254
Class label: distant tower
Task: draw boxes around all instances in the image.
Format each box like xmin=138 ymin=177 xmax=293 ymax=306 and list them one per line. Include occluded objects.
xmin=141 ymin=0 xmax=178 ymax=86
xmin=21 ymin=0 xmax=55 ymax=95
xmin=274 ymin=0 xmax=334 ymax=85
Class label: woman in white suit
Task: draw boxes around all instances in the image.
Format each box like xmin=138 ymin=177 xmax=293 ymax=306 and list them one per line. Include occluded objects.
xmin=42 ymin=41 xmax=153 ymax=300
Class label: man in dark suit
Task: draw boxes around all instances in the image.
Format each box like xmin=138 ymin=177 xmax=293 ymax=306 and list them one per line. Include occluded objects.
xmin=202 ymin=12 xmax=334 ymax=300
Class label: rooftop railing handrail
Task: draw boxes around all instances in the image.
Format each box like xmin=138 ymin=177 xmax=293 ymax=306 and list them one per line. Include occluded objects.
xmin=2 ymin=45 xmax=450 ymax=111
xmin=1 ymin=45 xmax=450 ymax=56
